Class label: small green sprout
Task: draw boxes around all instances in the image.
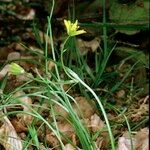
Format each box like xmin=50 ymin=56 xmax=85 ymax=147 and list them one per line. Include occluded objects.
xmin=9 ymin=62 xmax=25 ymax=75
xmin=64 ymin=19 xmax=86 ymax=36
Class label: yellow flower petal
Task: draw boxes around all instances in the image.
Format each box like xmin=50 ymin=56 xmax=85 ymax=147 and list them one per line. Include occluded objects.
xmin=64 ymin=20 xmax=70 ymax=35
xmin=64 ymin=19 xmax=86 ymax=36
xmin=72 ymin=20 xmax=78 ymax=31
xmin=75 ymin=30 xmax=86 ymax=36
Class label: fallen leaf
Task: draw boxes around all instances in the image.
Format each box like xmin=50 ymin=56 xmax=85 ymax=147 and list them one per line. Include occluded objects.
xmin=7 ymin=52 xmax=21 ymax=61
xmin=54 ymin=96 xmax=95 ymax=121
xmin=57 ymin=121 xmax=74 ymax=134
xmin=46 ymin=133 xmax=59 ymax=148
xmin=11 ymin=118 xmax=28 ymax=133
xmin=0 ymin=65 xmax=10 ymax=79
xmin=16 ymin=72 xmax=33 ymax=82
xmin=50 ymin=121 xmax=75 ymax=142
xmin=15 ymin=8 xmax=35 ymax=20
xmin=95 ymin=136 xmax=104 ymax=150
xmin=65 ymin=143 xmax=75 ymax=150
xmin=90 ymin=114 xmax=109 ymax=150
xmin=90 ymin=113 xmax=104 ymax=132
xmin=14 ymin=91 xmax=33 ymax=126
xmin=117 ymin=137 xmax=136 ymax=150
xmin=117 ymin=127 xmax=149 ymax=150
xmin=77 ymin=37 xmax=100 ymax=55
xmin=0 ymin=112 xmax=22 ymax=150
xmin=74 ymin=96 xmax=95 ymax=118
xmin=135 ymin=128 xmax=149 ymax=150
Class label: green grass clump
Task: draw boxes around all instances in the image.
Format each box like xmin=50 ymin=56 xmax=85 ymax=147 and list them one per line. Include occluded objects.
xmin=0 ymin=0 xmax=149 ymax=150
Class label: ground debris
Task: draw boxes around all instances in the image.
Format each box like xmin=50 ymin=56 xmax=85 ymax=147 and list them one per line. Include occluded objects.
xmin=0 ymin=112 xmax=22 ymax=150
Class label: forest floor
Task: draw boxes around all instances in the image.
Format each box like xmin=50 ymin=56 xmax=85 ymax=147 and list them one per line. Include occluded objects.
xmin=0 ymin=0 xmax=149 ymax=150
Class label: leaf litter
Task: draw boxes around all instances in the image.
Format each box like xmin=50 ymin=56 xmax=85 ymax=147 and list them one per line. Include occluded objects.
xmin=0 ymin=0 xmax=149 ymax=149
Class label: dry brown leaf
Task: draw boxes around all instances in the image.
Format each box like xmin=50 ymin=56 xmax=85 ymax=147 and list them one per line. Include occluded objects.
xmin=117 ymin=128 xmax=149 ymax=150
xmin=117 ymin=137 xmax=136 ymax=150
xmin=135 ymin=128 xmax=149 ymax=150
xmin=15 ymin=8 xmax=35 ymax=20
xmin=46 ymin=133 xmax=59 ymax=148
xmin=0 ymin=64 xmax=10 ymax=79
xmin=95 ymin=137 xmax=104 ymax=150
xmin=7 ymin=52 xmax=21 ymax=61
xmin=14 ymin=43 xmax=25 ymax=51
xmin=57 ymin=121 xmax=74 ymax=136
xmin=14 ymin=91 xmax=33 ymax=126
xmin=89 ymin=114 xmax=109 ymax=150
xmin=90 ymin=113 xmax=104 ymax=132
xmin=74 ymin=96 xmax=95 ymax=118
xmin=65 ymin=143 xmax=75 ymax=150
xmin=77 ymin=37 xmax=100 ymax=55
xmin=50 ymin=121 xmax=75 ymax=143
xmin=95 ymin=131 xmax=109 ymax=150
xmin=0 ymin=113 xmax=22 ymax=150
xmin=54 ymin=96 xmax=95 ymax=121
xmin=16 ymin=72 xmax=33 ymax=82
xmin=11 ymin=118 xmax=28 ymax=133
xmin=53 ymin=104 xmax=68 ymax=120
xmin=44 ymin=119 xmax=77 ymax=147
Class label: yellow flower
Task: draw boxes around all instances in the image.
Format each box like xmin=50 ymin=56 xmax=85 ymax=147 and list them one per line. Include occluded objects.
xmin=64 ymin=19 xmax=86 ymax=36
xmin=9 ymin=63 xmax=25 ymax=75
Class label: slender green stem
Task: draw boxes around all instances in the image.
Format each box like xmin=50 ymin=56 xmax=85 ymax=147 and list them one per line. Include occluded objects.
xmin=45 ymin=0 xmax=55 ymax=76
xmin=93 ymin=0 xmax=111 ymax=87
xmin=66 ymin=69 xmax=116 ymax=150
xmin=45 ymin=21 xmax=49 ymax=75
xmin=60 ymin=37 xmax=96 ymax=149
xmin=48 ymin=18 xmax=60 ymax=80
xmin=60 ymin=36 xmax=75 ymax=81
